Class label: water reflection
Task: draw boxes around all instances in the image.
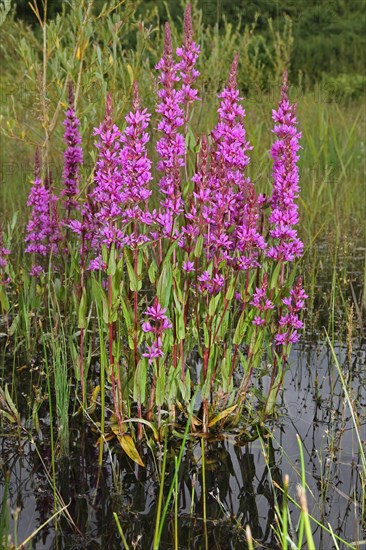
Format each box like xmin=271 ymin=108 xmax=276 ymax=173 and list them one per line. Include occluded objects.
xmin=1 ymin=340 xmax=365 ymax=549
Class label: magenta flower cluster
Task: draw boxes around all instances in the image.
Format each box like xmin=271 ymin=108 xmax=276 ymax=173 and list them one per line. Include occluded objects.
xmin=250 ymin=275 xmax=274 ymax=326
xmin=91 ymin=92 xmax=124 ymax=256
xmin=0 ymin=229 xmax=10 ymax=285
xmin=61 ymin=82 xmax=83 ymax=218
xmin=25 ymin=152 xmax=61 ymax=276
xmin=176 ymin=4 xmax=200 ymax=107
xmin=155 ymin=6 xmax=200 ymax=240
xmin=69 ymin=85 xmax=154 ymax=268
xmin=267 ymin=72 xmax=303 ymax=262
xmin=119 ymin=82 xmax=153 ymax=245
xmin=207 ymin=55 xmax=266 ymax=270
xmin=142 ymin=298 xmax=172 ymax=364
xmin=276 ymin=277 xmax=308 ymax=345
xmin=155 ymin=23 xmax=186 ymax=238
xmin=22 ymin=4 xmax=305 ymax=353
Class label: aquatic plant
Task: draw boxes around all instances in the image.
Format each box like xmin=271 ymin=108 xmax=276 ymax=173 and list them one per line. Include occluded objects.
xmin=61 ymin=81 xmax=83 ymax=222
xmin=24 ymin=150 xmax=61 ymax=276
xmin=0 ymin=228 xmax=10 ymax=286
xmin=1 ymin=4 xmax=365 ymax=550
xmin=155 ymin=22 xmax=186 ymax=240
xmin=268 ymin=71 xmax=303 ymax=264
xmin=18 ymin=4 xmax=307 ymax=451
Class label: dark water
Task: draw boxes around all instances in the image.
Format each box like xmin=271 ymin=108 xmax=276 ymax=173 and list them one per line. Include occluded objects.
xmin=1 ymin=340 xmax=365 ymax=550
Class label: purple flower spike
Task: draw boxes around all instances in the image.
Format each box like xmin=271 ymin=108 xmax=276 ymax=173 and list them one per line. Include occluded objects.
xmin=25 ymin=150 xmax=61 ymax=276
xmin=156 ymin=23 xmax=185 ymax=239
xmin=250 ymin=275 xmax=274 ymax=313
xmin=61 ymin=81 xmax=83 ymax=220
xmin=89 ymin=93 xmax=124 ymax=266
xmin=142 ymin=297 xmax=172 ymax=364
xmin=143 ymin=338 xmax=164 ymax=365
xmin=267 ymin=71 xmax=303 ymax=263
xmin=275 ymin=277 xmax=307 ymax=346
xmin=182 ymin=260 xmax=195 ymax=272
xmin=176 ymin=4 xmax=200 ymax=107
xmin=145 ymin=300 xmax=169 ymax=322
xmin=203 ymin=55 xmax=263 ymax=270
xmin=0 ymin=227 xmax=11 ymax=285
xmin=120 ymin=81 xmax=153 ymax=244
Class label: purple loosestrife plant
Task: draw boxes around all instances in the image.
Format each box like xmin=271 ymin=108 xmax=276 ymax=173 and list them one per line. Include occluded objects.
xmin=120 ymin=82 xmax=153 ymax=245
xmin=25 ymin=151 xmax=61 ymax=276
xmin=208 ymin=54 xmax=250 ymax=264
xmin=89 ymin=93 xmax=124 ymax=270
xmin=189 ymin=56 xmax=264 ymax=294
xmin=0 ymin=228 xmax=10 ymax=285
xmin=18 ymin=6 xmax=308 ymax=440
xmin=267 ymin=71 xmax=303 ymax=264
xmin=155 ymin=23 xmax=185 ymax=240
xmin=210 ymin=55 xmax=265 ymax=271
xmin=142 ymin=298 xmax=172 ymax=365
xmin=61 ymin=82 xmax=83 ymax=221
xmin=176 ymin=4 xmax=200 ymax=120
xmin=142 ymin=297 xmax=172 ymax=423
xmin=276 ymin=277 xmax=307 ymax=347
xmin=119 ymin=83 xmax=154 ymax=429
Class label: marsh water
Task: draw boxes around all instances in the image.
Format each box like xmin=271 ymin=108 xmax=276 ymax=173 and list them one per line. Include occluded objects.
xmin=1 ymin=337 xmax=365 ymax=550
xmin=1 ymin=242 xmax=365 ymax=550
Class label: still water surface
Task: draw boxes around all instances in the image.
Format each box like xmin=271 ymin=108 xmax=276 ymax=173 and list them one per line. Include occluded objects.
xmin=1 ymin=340 xmax=365 ymax=549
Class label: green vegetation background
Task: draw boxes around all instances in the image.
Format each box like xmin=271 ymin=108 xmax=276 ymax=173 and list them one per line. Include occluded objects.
xmin=12 ymin=0 xmax=366 ymax=85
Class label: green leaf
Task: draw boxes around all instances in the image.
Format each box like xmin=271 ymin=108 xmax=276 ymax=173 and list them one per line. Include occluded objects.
xmin=208 ymin=293 xmax=221 ymax=316
xmin=167 ymin=365 xmax=178 ymax=403
xmin=78 ymin=288 xmax=87 ymax=329
xmin=121 ymin=418 xmax=158 ymax=441
xmin=0 ymin=286 xmax=9 ymax=311
xmin=107 ymin=244 xmax=116 ymax=276
xmin=133 ymin=359 xmax=147 ymax=403
xmin=233 ymin=311 xmax=247 ymax=345
xmin=270 ymin=262 xmax=282 ymax=289
xmin=177 ymin=308 xmax=185 ymax=340
xmin=203 ymin=323 xmax=209 ymax=348
xmin=194 ymin=234 xmax=203 ymax=258
xmin=101 ymin=244 xmax=108 ymax=266
xmin=148 ymin=258 xmax=157 ymax=283
xmin=156 ymin=368 xmax=166 ymax=406
xmin=121 ymin=296 xmax=134 ymax=350
xmin=225 ymin=276 xmax=236 ymax=301
xmin=101 ymin=289 xmax=109 ymax=325
xmin=221 ymin=348 xmax=232 ymax=391
xmin=87 ymin=385 xmax=100 ymax=414
xmin=137 ymin=249 xmax=143 ymax=276
xmin=157 ymin=262 xmax=172 ymax=309
xmin=3 ymin=385 xmax=20 ymax=423
xmin=125 ymin=253 xmax=140 ymax=291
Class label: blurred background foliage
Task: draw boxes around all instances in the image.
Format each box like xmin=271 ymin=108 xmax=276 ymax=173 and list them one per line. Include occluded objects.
xmin=8 ymin=0 xmax=366 ymax=87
